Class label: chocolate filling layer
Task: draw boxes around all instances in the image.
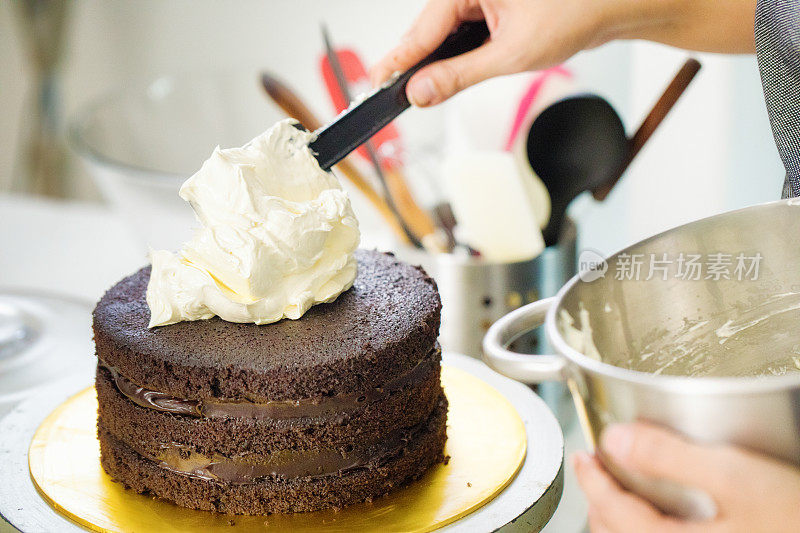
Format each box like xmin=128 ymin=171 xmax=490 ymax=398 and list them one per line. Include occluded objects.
xmin=101 ymin=348 xmax=438 ymax=420
xmin=105 ymin=400 xmax=442 ymax=484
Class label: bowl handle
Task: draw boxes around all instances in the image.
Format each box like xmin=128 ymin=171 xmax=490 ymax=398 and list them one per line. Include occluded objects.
xmin=482 ymin=297 xmax=566 ymax=383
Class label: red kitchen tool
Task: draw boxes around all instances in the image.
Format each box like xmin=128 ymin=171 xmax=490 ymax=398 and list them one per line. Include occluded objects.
xmin=320 ymin=26 xmax=448 ymax=252
xmin=322 ymin=45 xmax=458 ymax=250
xmin=320 ymin=47 xmax=403 ymax=170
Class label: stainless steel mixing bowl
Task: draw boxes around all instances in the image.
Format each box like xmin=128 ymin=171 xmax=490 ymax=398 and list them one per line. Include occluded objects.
xmin=483 ymin=198 xmax=800 ymax=519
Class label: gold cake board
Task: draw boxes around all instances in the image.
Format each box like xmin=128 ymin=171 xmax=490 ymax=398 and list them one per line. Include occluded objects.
xmin=28 ymin=366 xmax=527 ymax=533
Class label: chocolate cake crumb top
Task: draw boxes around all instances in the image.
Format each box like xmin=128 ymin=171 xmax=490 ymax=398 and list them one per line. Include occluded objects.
xmin=93 ymin=249 xmax=441 ymax=401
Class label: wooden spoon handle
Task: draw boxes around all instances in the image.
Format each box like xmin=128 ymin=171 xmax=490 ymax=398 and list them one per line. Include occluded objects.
xmin=383 ymin=167 xmax=439 ymax=239
xmin=593 ymin=58 xmax=701 ymax=201
xmin=261 ymin=73 xmax=322 ymax=130
xmin=629 ymin=58 xmax=702 ymax=161
xmin=334 ymin=160 xmax=411 ymax=244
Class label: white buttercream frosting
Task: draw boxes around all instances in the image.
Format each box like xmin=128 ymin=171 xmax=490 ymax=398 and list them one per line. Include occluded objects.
xmin=146 ymin=119 xmax=360 ymax=327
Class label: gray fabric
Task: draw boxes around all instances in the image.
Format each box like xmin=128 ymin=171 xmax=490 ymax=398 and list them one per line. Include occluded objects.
xmin=756 ymin=0 xmax=800 ymax=198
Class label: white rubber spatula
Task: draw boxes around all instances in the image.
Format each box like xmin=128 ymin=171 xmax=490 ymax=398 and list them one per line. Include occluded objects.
xmin=443 ymin=150 xmax=545 ymax=262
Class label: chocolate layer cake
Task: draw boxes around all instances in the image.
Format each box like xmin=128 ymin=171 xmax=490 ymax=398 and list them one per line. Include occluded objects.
xmin=93 ymin=249 xmax=446 ymax=515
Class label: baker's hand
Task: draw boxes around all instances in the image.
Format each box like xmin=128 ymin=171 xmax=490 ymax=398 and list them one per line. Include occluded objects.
xmin=370 ymin=0 xmax=757 ymax=107
xmin=370 ymin=0 xmax=611 ymax=107
xmin=573 ymin=423 xmax=800 ymax=533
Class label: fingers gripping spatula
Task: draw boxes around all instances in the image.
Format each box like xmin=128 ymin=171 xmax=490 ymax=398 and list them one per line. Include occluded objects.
xmin=307 ymin=20 xmax=490 ymax=170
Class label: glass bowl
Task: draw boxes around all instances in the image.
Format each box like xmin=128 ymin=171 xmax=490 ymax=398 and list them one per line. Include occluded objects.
xmin=69 ymin=72 xmax=287 ymax=251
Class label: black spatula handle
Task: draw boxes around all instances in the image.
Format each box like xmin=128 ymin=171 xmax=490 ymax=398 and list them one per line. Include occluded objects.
xmin=309 ymin=20 xmax=490 ymax=170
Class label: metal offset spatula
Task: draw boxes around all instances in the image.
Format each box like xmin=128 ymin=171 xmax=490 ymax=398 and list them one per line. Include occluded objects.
xmin=306 ymin=20 xmax=490 ymax=171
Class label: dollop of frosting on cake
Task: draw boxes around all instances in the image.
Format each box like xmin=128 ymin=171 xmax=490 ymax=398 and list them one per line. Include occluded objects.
xmin=146 ymin=119 xmax=360 ymax=327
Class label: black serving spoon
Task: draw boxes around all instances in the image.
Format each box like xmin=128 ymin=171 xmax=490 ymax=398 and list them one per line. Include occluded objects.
xmin=528 ymin=58 xmax=702 ymax=246
xmin=528 ymin=94 xmax=628 ymax=246
xmin=307 ymin=20 xmax=490 ymax=171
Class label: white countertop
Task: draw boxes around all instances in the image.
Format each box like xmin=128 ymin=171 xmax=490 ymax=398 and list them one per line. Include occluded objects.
xmin=0 ymin=194 xmax=145 ymax=302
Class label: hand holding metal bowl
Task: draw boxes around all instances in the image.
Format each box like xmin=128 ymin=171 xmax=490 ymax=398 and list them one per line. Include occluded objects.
xmin=483 ymin=198 xmax=800 ymax=519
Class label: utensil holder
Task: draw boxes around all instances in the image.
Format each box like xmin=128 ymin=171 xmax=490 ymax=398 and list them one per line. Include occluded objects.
xmin=397 ymin=220 xmax=576 ymax=421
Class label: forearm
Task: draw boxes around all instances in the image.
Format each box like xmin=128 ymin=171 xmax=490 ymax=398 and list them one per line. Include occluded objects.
xmin=600 ymin=0 xmax=757 ymax=53
xmin=371 ymin=0 xmax=758 ymax=107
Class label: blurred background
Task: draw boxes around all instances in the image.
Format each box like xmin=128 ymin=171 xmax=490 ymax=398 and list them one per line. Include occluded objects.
xmin=0 ymin=0 xmax=783 ymax=256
